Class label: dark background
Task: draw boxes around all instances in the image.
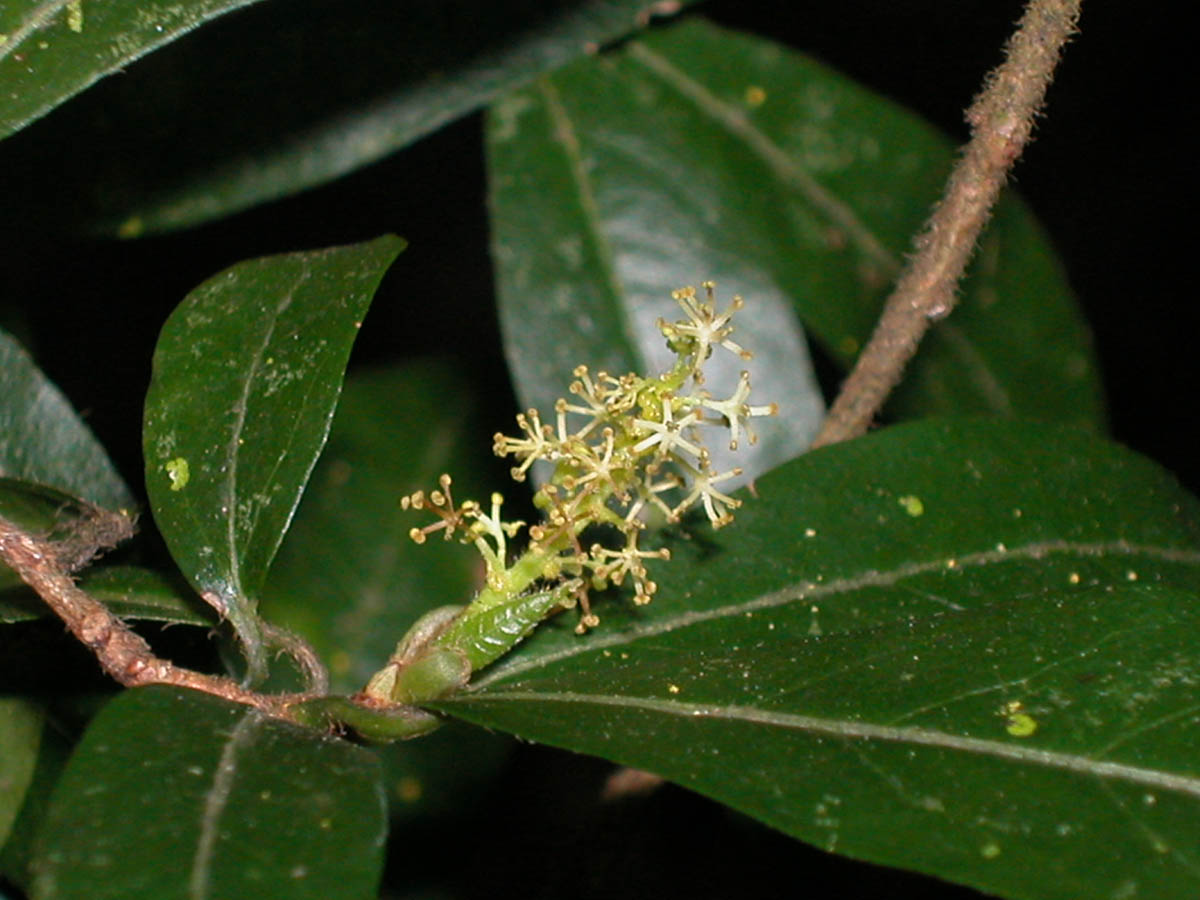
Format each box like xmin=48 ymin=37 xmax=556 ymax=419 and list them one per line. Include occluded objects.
xmin=1 ymin=2 xmax=1188 ymax=898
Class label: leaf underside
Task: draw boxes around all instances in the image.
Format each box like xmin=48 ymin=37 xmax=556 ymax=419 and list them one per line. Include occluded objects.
xmin=0 ymin=330 xmax=134 ymax=512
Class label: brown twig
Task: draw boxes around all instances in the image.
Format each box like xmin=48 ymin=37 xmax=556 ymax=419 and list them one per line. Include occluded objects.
xmin=0 ymin=512 xmax=290 ymax=717
xmin=812 ymin=0 xmax=1083 ymax=449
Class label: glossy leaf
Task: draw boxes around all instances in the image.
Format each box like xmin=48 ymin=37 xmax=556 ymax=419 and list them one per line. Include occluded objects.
xmin=0 ymin=698 xmax=41 ymax=848
xmin=0 ymin=329 xmax=133 ymax=511
xmin=261 ymin=362 xmax=487 ymax=694
xmin=2 ymin=565 xmax=215 ymax=625
xmin=0 ymin=0 xmax=269 ymax=141
xmin=489 ymin=19 xmax=1102 ymax=442
xmin=30 ymin=686 xmax=386 ymax=900
xmin=438 ymin=419 xmax=1200 ymax=900
xmin=142 ymin=235 xmax=403 ymax=678
xmin=98 ymin=0 xmax=698 ymax=235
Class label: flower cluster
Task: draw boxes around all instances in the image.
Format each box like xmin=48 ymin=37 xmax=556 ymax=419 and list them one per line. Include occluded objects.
xmin=403 ymin=282 xmax=776 ymax=632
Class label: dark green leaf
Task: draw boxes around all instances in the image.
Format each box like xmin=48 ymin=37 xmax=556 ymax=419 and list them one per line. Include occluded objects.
xmin=0 ymin=330 xmax=134 ymax=511
xmin=30 ymin=686 xmax=386 ymax=900
xmin=489 ymin=19 xmax=1102 ymax=438
xmin=98 ymin=0 xmax=698 ymax=235
xmin=142 ymin=235 xmax=403 ymax=678
xmin=0 ymin=698 xmax=41 ymax=848
xmin=0 ymin=714 xmax=70 ymax=893
xmin=261 ymin=362 xmax=487 ymax=694
xmin=438 ymin=420 xmax=1200 ymax=900
xmin=0 ymin=0 xmax=269 ymax=141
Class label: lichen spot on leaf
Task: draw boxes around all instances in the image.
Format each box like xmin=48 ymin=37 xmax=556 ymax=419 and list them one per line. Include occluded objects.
xmin=166 ymin=457 xmax=190 ymax=491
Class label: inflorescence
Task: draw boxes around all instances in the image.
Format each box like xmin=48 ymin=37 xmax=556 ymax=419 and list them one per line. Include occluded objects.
xmin=401 ymin=283 xmax=777 ymax=633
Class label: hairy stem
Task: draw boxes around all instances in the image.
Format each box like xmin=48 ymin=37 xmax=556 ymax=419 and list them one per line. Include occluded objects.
xmin=0 ymin=513 xmax=289 ymax=716
xmin=812 ymin=0 xmax=1083 ymax=448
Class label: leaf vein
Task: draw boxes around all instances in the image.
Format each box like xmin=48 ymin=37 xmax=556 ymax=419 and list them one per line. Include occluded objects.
xmin=625 ymin=40 xmax=899 ymax=278
xmin=0 ymin=0 xmax=72 ymax=63
xmin=189 ymin=709 xmax=263 ymax=900
xmin=536 ymin=75 xmax=640 ymax=358
xmin=471 ymin=539 xmax=1200 ymax=687
xmin=460 ymin=689 xmax=1200 ymax=798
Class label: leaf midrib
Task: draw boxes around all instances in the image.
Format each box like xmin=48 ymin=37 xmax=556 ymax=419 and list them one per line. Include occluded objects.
xmin=625 ymin=33 xmax=1017 ymax=414
xmin=189 ymin=708 xmax=263 ymax=900
xmin=220 ymin=265 xmax=308 ymax=599
xmin=451 ymin=689 xmax=1200 ymax=799
xmin=469 ymin=538 xmax=1200 ymax=688
xmin=625 ymin=38 xmax=900 ymax=278
xmin=535 ymin=75 xmax=640 ymax=361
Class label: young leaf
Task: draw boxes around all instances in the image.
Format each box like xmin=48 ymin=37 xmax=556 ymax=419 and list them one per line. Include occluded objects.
xmin=0 ymin=698 xmax=42 ymax=848
xmin=0 ymin=330 xmax=134 ymax=512
xmin=0 ymin=0 xmax=270 ymax=141
xmin=261 ymin=362 xmax=487 ymax=694
xmin=489 ymin=19 xmax=1102 ymax=435
xmin=96 ymin=0 xmax=699 ymax=235
xmin=142 ymin=235 xmax=403 ymax=678
xmin=437 ymin=419 xmax=1200 ymax=900
xmin=29 ymin=686 xmax=386 ymax=900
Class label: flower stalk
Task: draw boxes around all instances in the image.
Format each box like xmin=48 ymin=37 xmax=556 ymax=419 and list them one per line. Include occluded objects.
xmin=365 ymin=283 xmax=776 ymax=707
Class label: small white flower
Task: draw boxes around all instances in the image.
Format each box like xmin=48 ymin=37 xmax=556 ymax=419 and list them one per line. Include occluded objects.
xmin=692 ymin=370 xmax=779 ymax=450
xmin=632 ymin=397 xmax=704 ymax=461
xmin=671 ymin=461 xmax=743 ymax=528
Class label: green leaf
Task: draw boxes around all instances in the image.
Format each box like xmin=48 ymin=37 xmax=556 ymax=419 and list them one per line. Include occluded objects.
xmin=0 ymin=715 xmax=69 ymax=893
xmin=489 ymin=19 xmax=1102 ymax=437
xmin=0 ymin=698 xmax=42 ymax=848
xmin=99 ymin=0 xmax=698 ymax=236
xmin=2 ymin=564 xmax=215 ymax=625
xmin=438 ymin=419 xmax=1200 ymax=900
xmin=142 ymin=235 xmax=403 ymax=678
xmin=30 ymin=686 xmax=386 ymax=900
xmin=0 ymin=0 xmax=270 ymax=141
xmin=0 ymin=329 xmax=134 ymax=511
xmin=262 ymin=362 xmax=487 ymax=694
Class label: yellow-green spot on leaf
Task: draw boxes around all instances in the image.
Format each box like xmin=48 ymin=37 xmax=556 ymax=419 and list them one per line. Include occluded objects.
xmin=1006 ymin=712 xmax=1038 ymax=737
xmin=66 ymin=1 xmax=84 ymax=32
xmin=165 ymin=457 xmax=190 ymax=491
xmin=898 ymin=495 xmax=924 ymax=517
xmin=999 ymin=700 xmax=1037 ymax=737
xmin=981 ymin=842 xmax=1001 ymax=859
